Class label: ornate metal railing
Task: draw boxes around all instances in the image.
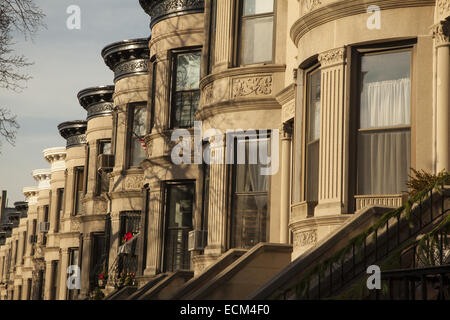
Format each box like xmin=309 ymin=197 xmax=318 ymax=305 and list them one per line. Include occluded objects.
xmin=278 ymin=184 xmax=450 ymax=300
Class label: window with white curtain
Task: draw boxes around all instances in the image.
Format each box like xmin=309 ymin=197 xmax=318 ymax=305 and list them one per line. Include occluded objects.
xmin=306 ymin=68 xmax=321 ymax=204
xmin=239 ymin=0 xmax=274 ymax=65
xmin=232 ymin=133 xmax=270 ymax=249
xmin=357 ymin=50 xmax=411 ymax=195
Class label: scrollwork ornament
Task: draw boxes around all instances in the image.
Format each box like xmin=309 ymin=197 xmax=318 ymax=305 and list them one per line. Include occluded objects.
xmin=232 ymin=76 xmax=273 ymax=98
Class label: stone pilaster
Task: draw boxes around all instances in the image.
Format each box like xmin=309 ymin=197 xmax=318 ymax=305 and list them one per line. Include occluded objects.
xmin=58 ymin=249 xmax=69 ymax=300
xmin=280 ymin=123 xmax=293 ymax=243
xmin=432 ymin=19 xmax=450 ymax=173
xmin=145 ymin=187 xmax=163 ymax=275
xmin=80 ymin=234 xmax=92 ymax=299
xmin=213 ymin=0 xmax=233 ymax=71
xmin=43 ymin=261 xmax=53 ymax=300
xmin=315 ymin=47 xmax=348 ymax=217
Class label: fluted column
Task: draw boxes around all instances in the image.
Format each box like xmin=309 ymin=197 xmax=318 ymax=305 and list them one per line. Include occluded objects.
xmin=58 ymin=249 xmax=69 ymax=300
xmin=433 ymin=19 xmax=450 ymax=173
xmin=212 ymin=0 xmax=233 ymax=71
xmin=280 ymin=123 xmax=292 ymax=243
xmin=145 ymin=187 xmax=163 ymax=275
xmin=315 ymin=47 xmax=348 ymax=217
xmin=204 ymin=143 xmax=227 ymax=256
xmin=155 ymin=52 xmax=171 ymax=131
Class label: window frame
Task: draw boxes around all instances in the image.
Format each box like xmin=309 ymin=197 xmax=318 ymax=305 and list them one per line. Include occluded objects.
xmin=234 ymin=0 xmax=277 ymax=67
xmin=351 ymin=42 xmax=415 ymax=199
xmin=169 ymin=47 xmax=202 ymax=129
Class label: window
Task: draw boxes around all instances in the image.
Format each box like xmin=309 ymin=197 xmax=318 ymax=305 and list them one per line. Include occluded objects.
xmin=357 ymin=49 xmax=411 ymax=195
xmin=207 ymin=0 xmax=217 ymax=74
xmin=67 ymin=248 xmax=79 ymax=300
xmin=128 ymin=104 xmax=148 ymax=168
xmin=150 ymin=59 xmax=157 ymax=133
xmin=171 ymin=50 xmax=201 ymax=129
xmin=238 ymin=0 xmax=275 ymax=65
xmin=305 ymin=68 xmax=321 ymax=204
xmin=21 ymin=231 xmax=26 ymax=264
xmin=50 ymin=260 xmax=59 ymax=300
xmin=96 ymin=140 xmax=112 ymax=195
xmin=231 ymin=133 xmax=270 ymax=249
xmin=43 ymin=205 xmax=49 ymax=245
xmin=90 ymin=233 xmax=107 ymax=290
xmin=55 ymin=188 xmax=64 ymax=232
xmin=163 ymin=183 xmax=194 ymax=272
xmin=74 ymin=167 xmax=84 ymax=215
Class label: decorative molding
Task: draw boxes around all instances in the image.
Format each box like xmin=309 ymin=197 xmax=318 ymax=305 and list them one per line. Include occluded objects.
xmin=202 ymin=82 xmax=215 ymax=106
xmin=114 ymin=60 xmax=149 ymax=82
xmin=232 ymin=76 xmax=273 ymax=98
xmin=291 ymin=0 xmax=436 ymax=46
xmin=318 ymin=47 xmax=346 ymax=67
xmin=58 ymin=121 xmax=87 ymax=149
xmin=438 ymin=0 xmax=450 ymax=16
xmin=293 ymin=230 xmax=317 ymax=247
xmin=303 ymin=0 xmax=322 ymax=13
xmin=432 ymin=19 xmax=450 ymax=46
xmin=66 ymin=134 xmax=87 ymax=149
xmin=86 ymin=102 xmax=114 ymax=120
xmin=124 ymin=175 xmax=144 ymax=191
xmin=139 ymin=0 xmax=205 ymax=28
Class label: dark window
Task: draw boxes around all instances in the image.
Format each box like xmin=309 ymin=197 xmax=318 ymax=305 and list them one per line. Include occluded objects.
xmin=238 ymin=0 xmax=275 ymax=65
xmin=171 ymin=50 xmax=201 ymax=129
xmin=74 ymin=167 xmax=84 ymax=215
xmin=356 ymin=49 xmax=411 ymax=195
xmin=26 ymin=279 xmax=32 ymax=300
xmin=305 ymin=67 xmax=321 ymax=204
xmin=90 ymin=233 xmax=107 ymax=290
xmin=207 ymin=0 xmax=217 ymax=74
xmin=150 ymin=59 xmax=157 ymax=133
xmin=55 ymin=188 xmax=64 ymax=232
xmin=163 ymin=183 xmax=194 ymax=272
xmin=128 ymin=104 xmax=148 ymax=168
xmin=96 ymin=140 xmax=112 ymax=195
xmin=50 ymin=260 xmax=59 ymax=300
xmin=231 ymin=133 xmax=269 ymax=249
xmin=67 ymin=248 xmax=80 ymax=300
xmin=43 ymin=205 xmax=49 ymax=246
xmin=21 ymin=231 xmax=26 ymax=264
xmin=14 ymin=239 xmax=18 ymax=265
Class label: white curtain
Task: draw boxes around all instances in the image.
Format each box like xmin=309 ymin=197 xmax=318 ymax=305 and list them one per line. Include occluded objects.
xmin=360 ymin=78 xmax=410 ymax=128
xmin=358 ymin=78 xmax=411 ymax=195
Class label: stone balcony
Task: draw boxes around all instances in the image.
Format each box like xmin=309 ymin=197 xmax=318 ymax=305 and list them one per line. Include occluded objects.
xmin=102 ymin=39 xmax=150 ymax=83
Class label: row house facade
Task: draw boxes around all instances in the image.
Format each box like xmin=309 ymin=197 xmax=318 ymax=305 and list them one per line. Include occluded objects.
xmin=0 ymin=0 xmax=449 ymax=300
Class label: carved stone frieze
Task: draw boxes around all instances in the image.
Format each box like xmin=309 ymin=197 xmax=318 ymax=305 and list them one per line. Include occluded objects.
xmin=303 ymin=0 xmax=322 ymax=13
xmin=438 ymin=0 xmax=450 ymax=16
xmin=432 ymin=19 xmax=450 ymax=46
xmin=318 ymin=47 xmax=346 ymax=67
xmin=114 ymin=60 xmax=149 ymax=81
xmin=232 ymin=76 xmax=273 ymax=98
xmin=202 ymin=82 xmax=215 ymax=106
xmin=139 ymin=0 xmax=205 ymax=27
xmin=293 ymin=230 xmax=318 ymax=247
xmin=124 ymin=175 xmax=144 ymax=191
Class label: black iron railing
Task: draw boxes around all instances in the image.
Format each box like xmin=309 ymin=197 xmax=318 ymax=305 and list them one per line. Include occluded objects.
xmin=279 ymin=186 xmax=450 ymax=300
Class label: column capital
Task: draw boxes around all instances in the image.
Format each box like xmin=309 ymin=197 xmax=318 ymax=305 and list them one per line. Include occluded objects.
xmin=432 ymin=18 xmax=450 ymax=47
xmin=318 ymin=47 xmax=346 ymax=68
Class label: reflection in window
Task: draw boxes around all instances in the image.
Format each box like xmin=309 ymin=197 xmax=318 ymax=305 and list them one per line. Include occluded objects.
xmin=232 ymin=134 xmax=269 ymax=249
xmin=172 ymin=51 xmax=201 ymax=128
xmin=240 ymin=0 xmax=274 ymax=65
xmin=306 ymin=69 xmax=321 ymax=204
xmin=164 ymin=183 xmax=194 ymax=272
xmin=74 ymin=167 xmax=84 ymax=215
xmin=357 ymin=50 xmax=411 ymax=195
xmin=96 ymin=140 xmax=112 ymax=195
xmin=129 ymin=104 xmax=148 ymax=167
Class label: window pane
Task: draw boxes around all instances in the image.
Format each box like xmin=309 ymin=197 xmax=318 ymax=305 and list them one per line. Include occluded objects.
xmin=308 ymin=70 xmax=321 ymax=142
xmin=176 ymin=52 xmax=201 ymax=91
xmin=100 ymin=141 xmax=112 ymax=155
xmin=357 ymin=130 xmax=410 ymax=194
xmin=243 ymin=0 xmax=273 ymax=15
xmin=360 ymin=51 xmax=411 ymax=128
xmin=130 ymin=106 xmax=147 ymax=167
xmin=306 ymin=141 xmax=320 ymax=203
xmin=241 ymin=16 xmax=273 ymax=65
xmin=132 ymin=107 xmax=147 ymax=138
xmin=173 ymin=91 xmax=200 ymax=128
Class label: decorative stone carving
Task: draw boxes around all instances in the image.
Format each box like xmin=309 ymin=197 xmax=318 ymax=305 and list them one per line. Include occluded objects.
xmin=94 ymin=200 xmax=107 ymax=214
xmin=438 ymin=0 xmax=450 ymax=16
xmin=58 ymin=121 xmax=88 ymax=149
xmin=66 ymin=134 xmax=87 ymax=148
xmin=282 ymin=101 xmax=295 ymax=122
xmin=139 ymin=0 xmax=205 ymax=27
xmin=114 ymin=60 xmax=149 ymax=81
xmin=432 ymin=19 xmax=450 ymax=46
xmin=232 ymin=76 xmax=273 ymax=98
xmin=202 ymin=83 xmax=215 ymax=105
xmin=318 ymin=47 xmax=346 ymax=67
xmin=294 ymin=230 xmax=318 ymax=247
xmin=303 ymin=0 xmax=322 ymax=13
xmin=86 ymin=102 xmax=114 ymax=120
xmin=70 ymin=220 xmax=80 ymax=232
xmin=124 ymin=175 xmax=144 ymax=191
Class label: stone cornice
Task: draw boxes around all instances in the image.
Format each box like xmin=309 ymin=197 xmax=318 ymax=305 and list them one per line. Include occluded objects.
xmin=318 ymin=47 xmax=346 ymax=67
xmin=32 ymin=169 xmax=51 ymax=190
xmin=43 ymin=147 xmax=67 ymax=171
xmin=57 ymin=120 xmax=87 ymax=149
xmin=290 ymin=0 xmax=435 ymax=46
xmin=139 ymin=0 xmax=204 ymax=28
xmin=432 ymin=18 xmax=450 ymax=46
xmin=77 ymin=86 xmax=115 ymax=120
xmin=102 ymin=39 xmax=150 ymax=82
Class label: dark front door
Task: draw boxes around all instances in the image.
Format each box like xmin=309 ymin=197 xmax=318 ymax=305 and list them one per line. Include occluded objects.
xmin=163 ymin=183 xmax=195 ymax=272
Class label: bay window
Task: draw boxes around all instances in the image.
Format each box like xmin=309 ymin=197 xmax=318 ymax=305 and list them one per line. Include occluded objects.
xmin=171 ymin=49 xmax=201 ymax=129
xmin=238 ymin=0 xmax=275 ymax=65
xmin=357 ymin=49 xmax=411 ymax=195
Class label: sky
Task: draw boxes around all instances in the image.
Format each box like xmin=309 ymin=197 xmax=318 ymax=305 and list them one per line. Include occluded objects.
xmin=0 ymin=0 xmax=150 ymax=204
